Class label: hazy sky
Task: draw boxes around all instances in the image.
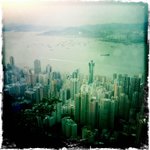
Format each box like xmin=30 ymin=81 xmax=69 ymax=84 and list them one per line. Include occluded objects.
xmin=3 ymin=1 xmax=148 ymax=27
xmin=3 ymin=1 xmax=148 ymax=76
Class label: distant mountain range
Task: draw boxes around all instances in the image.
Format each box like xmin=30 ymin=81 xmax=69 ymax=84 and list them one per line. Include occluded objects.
xmin=3 ymin=24 xmax=62 ymax=32
xmin=3 ymin=23 xmax=148 ymax=43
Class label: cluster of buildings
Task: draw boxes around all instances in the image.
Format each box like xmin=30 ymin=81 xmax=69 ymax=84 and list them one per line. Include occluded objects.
xmin=62 ymin=117 xmax=77 ymax=139
xmin=37 ymin=101 xmax=62 ymax=128
xmin=4 ymin=56 xmax=147 ymax=146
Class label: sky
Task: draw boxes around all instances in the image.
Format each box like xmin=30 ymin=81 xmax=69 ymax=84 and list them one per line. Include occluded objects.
xmin=2 ymin=0 xmax=148 ymax=27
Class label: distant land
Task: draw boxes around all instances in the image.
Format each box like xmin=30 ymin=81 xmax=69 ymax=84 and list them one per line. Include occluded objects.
xmin=3 ymin=24 xmax=62 ymax=32
xmin=3 ymin=23 xmax=148 ymax=43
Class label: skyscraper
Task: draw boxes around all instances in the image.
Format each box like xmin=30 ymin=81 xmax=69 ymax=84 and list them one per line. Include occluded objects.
xmin=46 ymin=64 xmax=52 ymax=74
xmin=62 ymin=117 xmax=77 ymax=138
xmin=34 ymin=59 xmax=41 ymax=74
xmin=56 ymin=102 xmax=62 ymax=123
xmin=89 ymin=97 xmax=96 ymax=128
xmin=99 ymin=98 xmax=111 ymax=129
xmin=28 ymin=69 xmax=36 ymax=87
xmin=75 ymin=94 xmax=81 ymax=122
xmin=88 ymin=60 xmax=95 ymax=84
xmin=10 ymin=56 xmax=15 ymax=66
xmin=71 ymin=70 xmax=79 ymax=100
xmin=80 ymin=92 xmax=89 ymax=125
xmin=114 ymin=82 xmax=118 ymax=98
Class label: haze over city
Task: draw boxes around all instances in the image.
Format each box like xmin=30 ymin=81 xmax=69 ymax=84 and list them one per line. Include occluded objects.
xmin=2 ymin=1 xmax=148 ymax=148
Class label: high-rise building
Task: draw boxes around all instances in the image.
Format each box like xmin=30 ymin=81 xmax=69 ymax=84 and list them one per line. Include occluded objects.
xmin=124 ymin=76 xmax=130 ymax=95
xmin=129 ymin=77 xmax=140 ymax=101
xmin=39 ymin=73 xmax=49 ymax=85
xmin=134 ymin=77 xmax=141 ymax=92
xmin=43 ymin=85 xmax=49 ymax=99
xmin=88 ymin=60 xmax=95 ymax=84
xmin=118 ymin=93 xmax=125 ymax=118
xmin=80 ymin=92 xmax=89 ymax=125
xmin=51 ymin=80 xmax=58 ymax=98
xmin=28 ymin=69 xmax=36 ymax=87
xmin=118 ymin=85 xmax=123 ymax=97
xmin=113 ymin=73 xmax=117 ymax=82
xmin=110 ymin=100 xmax=116 ymax=129
xmin=71 ymin=123 xmax=77 ymax=139
xmin=34 ymin=59 xmax=41 ymax=74
xmin=61 ymin=117 xmax=77 ymax=139
xmin=60 ymin=88 xmax=67 ymax=104
xmin=25 ymin=90 xmax=36 ymax=102
xmin=33 ymin=84 xmax=44 ymax=103
xmin=131 ymin=91 xmax=139 ymax=109
xmin=56 ymin=102 xmax=62 ymax=123
xmin=114 ymin=82 xmax=119 ymax=98
xmin=75 ymin=94 xmax=81 ymax=122
xmin=70 ymin=69 xmax=79 ymax=100
xmin=99 ymin=98 xmax=111 ymax=129
xmin=118 ymin=93 xmax=130 ymax=120
xmin=71 ymin=78 xmax=79 ymax=100
xmin=10 ymin=56 xmax=15 ymax=66
xmin=46 ymin=64 xmax=52 ymax=74
xmin=95 ymin=100 xmax=99 ymax=128
xmin=89 ymin=97 xmax=96 ymax=128
xmin=111 ymin=97 xmax=119 ymax=119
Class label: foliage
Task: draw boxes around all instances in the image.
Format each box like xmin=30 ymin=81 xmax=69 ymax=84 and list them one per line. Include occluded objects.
xmin=19 ymin=97 xmax=61 ymax=129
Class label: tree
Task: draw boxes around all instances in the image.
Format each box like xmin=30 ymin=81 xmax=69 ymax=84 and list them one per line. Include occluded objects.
xmin=19 ymin=97 xmax=61 ymax=129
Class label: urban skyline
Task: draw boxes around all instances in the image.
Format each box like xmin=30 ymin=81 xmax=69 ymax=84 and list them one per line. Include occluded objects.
xmin=2 ymin=1 xmax=148 ymax=149
xmin=2 ymin=56 xmax=148 ymax=148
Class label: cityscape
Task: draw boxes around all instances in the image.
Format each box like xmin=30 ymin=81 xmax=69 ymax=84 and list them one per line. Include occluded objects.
xmin=2 ymin=56 xmax=148 ymax=148
xmin=2 ymin=1 xmax=148 ymax=149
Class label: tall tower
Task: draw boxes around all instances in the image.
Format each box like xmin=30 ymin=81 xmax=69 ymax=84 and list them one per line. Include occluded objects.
xmin=46 ymin=64 xmax=52 ymax=74
xmin=88 ymin=60 xmax=95 ymax=84
xmin=10 ymin=56 xmax=15 ymax=66
xmin=34 ymin=59 xmax=41 ymax=74
xmin=71 ymin=69 xmax=79 ymax=100
xmin=28 ymin=69 xmax=35 ymax=87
